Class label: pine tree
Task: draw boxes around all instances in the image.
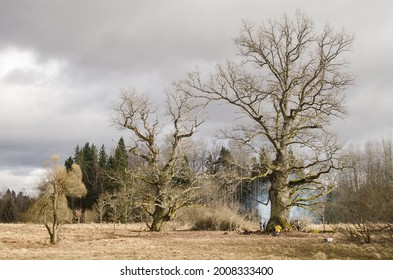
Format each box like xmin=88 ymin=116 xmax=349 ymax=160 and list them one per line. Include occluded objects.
xmin=64 ymin=139 xmax=131 ymax=222
xmin=73 ymin=145 xmax=82 ymax=163
xmin=105 ymin=137 xmax=130 ymax=193
xmin=67 ymin=143 xmax=101 ymax=211
xmin=80 ymin=143 xmax=99 ymax=210
xmin=172 ymin=156 xmax=192 ymax=186
xmin=64 ymin=156 xmax=74 ymax=172
xmin=217 ymin=147 xmax=233 ymax=169
xmin=206 ymin=147 xmax=234 ymax=175
xmin=98 ymin=144 xmax=108 ymax=168
xmin=113 ymin=137 xmax=128 ymax=171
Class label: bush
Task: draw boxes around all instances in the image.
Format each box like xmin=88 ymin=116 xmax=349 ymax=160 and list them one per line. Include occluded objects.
xmin=189 ymin=205 xmax=247 ymax=231
xmin=334 ymin=223 xmax=371 ymax=244
xmin=335 ymin=222 xmax=393 ymax=244
xmin=291 ymin=216 xmax=313 ymax=232
xmin=83 ymin=209 xmax=99 ymax=223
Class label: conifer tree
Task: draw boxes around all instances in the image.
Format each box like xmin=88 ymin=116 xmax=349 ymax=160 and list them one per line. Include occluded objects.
xmin=64 ymin=156 xmax=74 ymax=172
xmin=113 ymin=137 xmax=128 ymax=171
xmin=98 ymin=144 xmax=108 ymax=168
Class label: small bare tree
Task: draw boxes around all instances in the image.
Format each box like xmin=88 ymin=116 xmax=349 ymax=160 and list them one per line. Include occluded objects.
xmin=176 ymin=11 xmax=354 ymax=231
xmin=112 ymin=88 xmax=206 ymax=231
xmin=29 ymin=155 xmax=87 ymax=244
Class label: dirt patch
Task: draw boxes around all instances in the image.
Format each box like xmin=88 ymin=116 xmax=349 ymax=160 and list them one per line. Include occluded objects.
xmin=1 ymin=223 xmax=392 ymax=260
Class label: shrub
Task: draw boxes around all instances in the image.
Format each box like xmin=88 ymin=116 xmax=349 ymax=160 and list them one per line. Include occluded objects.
xmin=83 ymin=209 xmax=99 ymax=223
xmin=334 ymin=222 xmax=374 ymax=244
xmin=190 ymin=205 xmax=247 ymax=231
xmin=291 ymin=216 xmax=313 ymax=232
xmin=298 ymin=216 xmax=314 ymax=231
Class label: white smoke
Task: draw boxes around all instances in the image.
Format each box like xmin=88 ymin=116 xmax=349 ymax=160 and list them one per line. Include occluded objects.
xmin=290 ymin=206 xmax=316 ymax=222
xmin=256 ymin=192 xmax=270 ymax=224
xmin=256 ymin=191 xmax=317 ymax=223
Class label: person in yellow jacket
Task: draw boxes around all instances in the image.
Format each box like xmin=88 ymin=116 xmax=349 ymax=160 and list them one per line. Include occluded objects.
xmin=274 ymin=225 xmax=282 ymax=236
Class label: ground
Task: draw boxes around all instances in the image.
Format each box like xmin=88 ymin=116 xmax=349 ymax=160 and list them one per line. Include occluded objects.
xmin=1 ymin=223 xmax=393 ymax=260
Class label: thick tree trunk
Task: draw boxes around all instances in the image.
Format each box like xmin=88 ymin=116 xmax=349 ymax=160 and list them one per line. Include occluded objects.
xmin=266 ymin=187 xmax=292 ymax=232
xmin=266 ymin=164 xmax=292 ymax=232
xmin=150 ymin=203 xmax=177 ymax=231
xmin=150 ymin=205 xmax=167 ymax=232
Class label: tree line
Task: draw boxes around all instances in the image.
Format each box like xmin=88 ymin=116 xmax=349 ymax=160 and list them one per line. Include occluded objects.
xmin=3 ymin=136 xmax=392 ymax=237
xmin=0 ymin=189 xmax=35 ymax=223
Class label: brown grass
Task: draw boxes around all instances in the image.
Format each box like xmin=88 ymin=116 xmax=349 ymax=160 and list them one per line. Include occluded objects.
xmin=1 ymin=223 xmax=393 ymax=260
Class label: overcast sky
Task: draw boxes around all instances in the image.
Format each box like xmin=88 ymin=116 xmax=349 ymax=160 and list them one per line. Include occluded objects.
xmin=1 ymin=0 xmax=393 ymax=194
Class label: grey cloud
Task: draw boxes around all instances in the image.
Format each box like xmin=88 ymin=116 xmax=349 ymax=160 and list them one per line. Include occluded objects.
xmin=0 ymin=0 xmax=237 ymax=80
xmin=4 ymin=67 xmax=42 ymax=85
xmin=1 ymin=0 xmax=393 ymax=191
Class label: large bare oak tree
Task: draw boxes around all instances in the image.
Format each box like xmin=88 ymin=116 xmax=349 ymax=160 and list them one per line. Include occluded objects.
xmin=176 ymin=12 xmax=354 ymax=231
xmin=112 ymin=88 xmax=206 ymax=231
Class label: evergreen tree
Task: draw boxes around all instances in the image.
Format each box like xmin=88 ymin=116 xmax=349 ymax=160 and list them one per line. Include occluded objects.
xmin=98 ymin=144 xmax=108 ymax=168
xmin=217 ymin=147 xmax=233 ymax=168
xmin=81 ymin=143 xmax=99 ymax=210
xmin=73 ymin=144 xmax=82 ymax=163
xmin=67 ymin=142 xmax=101 ymax=212
xmin=113 ymin=137 xmax=128 ymax=171
xmin=107 ymin=155 xmax=115 ymax=169
xmin=205 ymin=154 xmax=215 ymax=174
xmin=64 ymin=139 xmax=131 ymax=222
xmin=64 ymin=156 xmax=74 ymax=172
xmin=172 ymin=156 xmax=192 ymax=186
xmin=97 ymin=144 xmax=109 ymax=196
xmin=106 ymin=137 xmax=130 ymax=193
xmin=205 ymin=146 xmax=234 ymax=175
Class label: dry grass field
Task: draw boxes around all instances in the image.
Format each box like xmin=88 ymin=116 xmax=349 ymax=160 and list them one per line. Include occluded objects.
xmin=1 ymin=223 xmax=393 ymax=260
